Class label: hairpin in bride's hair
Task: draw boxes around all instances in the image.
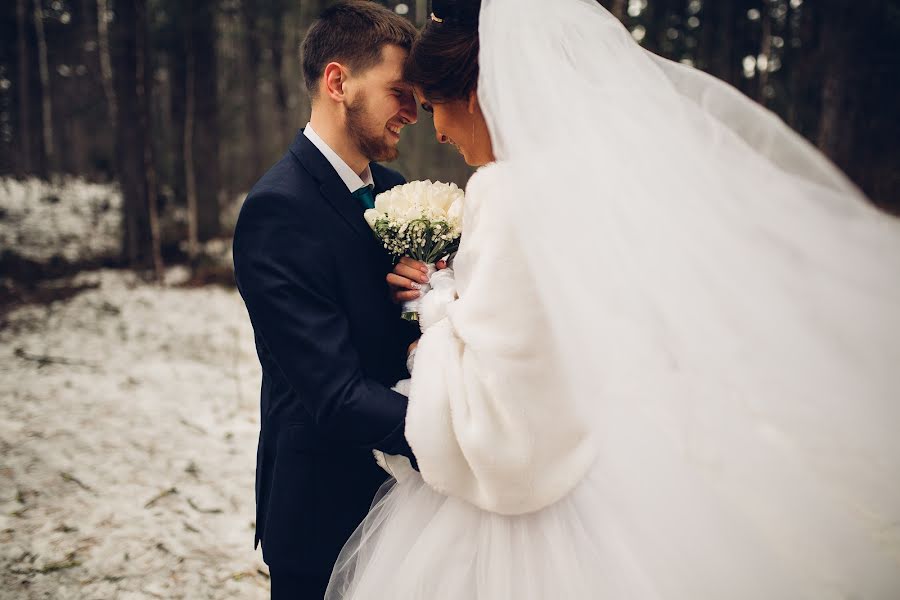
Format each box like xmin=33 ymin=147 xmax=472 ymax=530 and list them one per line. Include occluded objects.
xmin=430 ymin=0 xmax=480 ymax=26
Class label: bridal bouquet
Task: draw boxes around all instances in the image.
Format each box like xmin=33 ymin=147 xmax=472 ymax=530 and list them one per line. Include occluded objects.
xmin=364 ymin=180 xmax=464 ymax=320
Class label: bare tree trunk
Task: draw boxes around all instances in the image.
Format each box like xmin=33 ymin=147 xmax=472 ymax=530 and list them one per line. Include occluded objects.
xmin=33 ymin=0 xmax=55 ymax=175
xmin=644 ymin=0 xmax=678 ymax=58
xmin=816 ymin=2 xmax=851 ymax=160
xmin=166 ymin=0 xmax=186 ymax=213
xmin=269 ymin=0 xmax=291 ymax=150
xmin=783 ymin=0 xmax=811 ymax=131
xmin=16 ymin=0 xmax=33 ymax=176
xmin=135 ymin=0 xmax=164 ymax=281
xmin=813 ymin=0 xmax=897 ymax=212
xmin=184 ymin=45 xmax=199 ymax=261
xmin=79 ymin=0 xmax=96 ymax=57
xmin=67 ymin=0 xmax=96 ymax=175
xmin=97 ymin=0 xmax=117 ymax=129
xmin=113 ymin=0 xmax=154 ymax=272
xmin=714 ymin=1 xmax=739 ymax=86
xmin=192 ymin=0 xmax=221 ymax=241
xmin=241 ymin=0 xmax=264 ymax=184
xmin=115 ymin=0 xmax=143 ymax=265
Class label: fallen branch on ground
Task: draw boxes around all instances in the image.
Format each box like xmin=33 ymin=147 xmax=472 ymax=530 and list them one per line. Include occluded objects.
xmin=60 ymin=471 xmax=95 ymax=493
xmin=144 ymin=487 xmax=178 ymax=509
xmin=187 ymin=497 xmax=223 ymax=514
xmin=10 ymin=552 xmax=81 ymax=575
xmin=14 ymin=347 xmax=99 ymax=369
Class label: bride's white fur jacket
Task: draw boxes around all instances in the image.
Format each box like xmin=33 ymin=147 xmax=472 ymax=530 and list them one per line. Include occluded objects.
xmin=400 ymin=163 xmax=598 ymax=515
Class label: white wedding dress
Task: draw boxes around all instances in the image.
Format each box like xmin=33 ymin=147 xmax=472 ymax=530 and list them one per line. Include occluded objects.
xmin=325 ymin=0 xmax=900 ymax=598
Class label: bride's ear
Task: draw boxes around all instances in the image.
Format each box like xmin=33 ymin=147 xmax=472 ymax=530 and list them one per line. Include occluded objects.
xmin=467 ymin=88 xmax=478 ymax=114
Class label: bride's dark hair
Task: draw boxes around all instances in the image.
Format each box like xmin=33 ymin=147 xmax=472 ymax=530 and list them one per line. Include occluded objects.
xmin=403 ymin=0 xmax=481 ymax=102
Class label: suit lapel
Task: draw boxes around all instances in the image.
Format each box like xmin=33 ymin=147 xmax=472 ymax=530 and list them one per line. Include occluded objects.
xmin=289 ymin=130 xmax=372 ymax=241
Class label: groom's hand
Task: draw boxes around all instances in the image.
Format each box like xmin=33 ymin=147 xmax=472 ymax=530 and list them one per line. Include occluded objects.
xmin=387 ymin=257 xmax=430 ymax=303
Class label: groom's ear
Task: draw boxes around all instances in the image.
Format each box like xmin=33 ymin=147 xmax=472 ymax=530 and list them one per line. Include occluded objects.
xmin=467 ymin=89 xmax=478 ymax=115
xmin=323 ymin=62 xmax=348 ymax=102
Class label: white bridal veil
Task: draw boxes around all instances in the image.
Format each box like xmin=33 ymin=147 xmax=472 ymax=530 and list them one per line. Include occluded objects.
xmin=474 ymin=0 xmax=900 ymax=594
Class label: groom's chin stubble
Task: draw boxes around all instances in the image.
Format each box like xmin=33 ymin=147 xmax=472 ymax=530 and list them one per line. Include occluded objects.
xmin=349 ymin=127 xmax=399 ymax=163
xmin=366 ymin=137 xmax=400 ymax=162
xmin=379 ymin=146 xmax=400 ymax=162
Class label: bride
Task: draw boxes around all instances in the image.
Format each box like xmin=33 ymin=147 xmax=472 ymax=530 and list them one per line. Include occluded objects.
xmin=326 ymin=0 xmax=900 ymax=598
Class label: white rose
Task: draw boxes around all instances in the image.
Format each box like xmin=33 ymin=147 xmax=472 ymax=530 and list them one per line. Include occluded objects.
xmin=403 ymin=204 xmax=423 ymax=221
xmin=425 ymin=186 xmax=451 ymax=214
xmin=425 ymin=181 xmax=464 ymax=215
xmin=364 ymin=208 xmax=379 ymax=229
xmin=374 ymin=189 xmax=411 ymax=220
xmin=447 ymin=196 xmax=464 ymax=226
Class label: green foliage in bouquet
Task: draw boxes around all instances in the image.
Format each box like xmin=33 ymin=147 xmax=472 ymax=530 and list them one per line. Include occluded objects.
xmin=370 ymin=217 xmax=461 ymax=264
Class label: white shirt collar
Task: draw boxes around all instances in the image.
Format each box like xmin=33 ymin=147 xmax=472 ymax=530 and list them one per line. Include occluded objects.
xmin=303 ymin=123 xmax=374 ymax=193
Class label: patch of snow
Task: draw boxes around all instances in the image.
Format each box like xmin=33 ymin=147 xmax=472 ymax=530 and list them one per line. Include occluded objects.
xmin=0 ymin=178 xmax=122 ymax=264
xmin=0 ymin=269 xmax=269 ymax=598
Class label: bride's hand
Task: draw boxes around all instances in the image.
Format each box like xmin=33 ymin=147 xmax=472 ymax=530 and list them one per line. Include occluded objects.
xmin=387 ymin=257 xmax=449 ymax=304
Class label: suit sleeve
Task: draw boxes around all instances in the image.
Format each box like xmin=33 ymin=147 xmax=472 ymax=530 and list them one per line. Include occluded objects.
xmin=233 ymin=192 xmax=417 ymax=463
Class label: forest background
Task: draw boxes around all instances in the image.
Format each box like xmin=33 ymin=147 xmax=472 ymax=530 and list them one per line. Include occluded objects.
xmin=1 ymin=0 xmax=898 ymax=279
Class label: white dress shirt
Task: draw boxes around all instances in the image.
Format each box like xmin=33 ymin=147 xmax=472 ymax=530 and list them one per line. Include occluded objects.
xmin=303 ymin=123 xmax=374 ymax=193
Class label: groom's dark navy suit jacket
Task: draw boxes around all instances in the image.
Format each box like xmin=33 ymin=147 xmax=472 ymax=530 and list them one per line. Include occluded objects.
xmin=232 ymin=131 xmax=419 ymax=578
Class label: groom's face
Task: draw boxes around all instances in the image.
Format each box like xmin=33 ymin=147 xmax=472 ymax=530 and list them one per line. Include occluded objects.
xmin=345 ymin=44 xmax=418 ymax=162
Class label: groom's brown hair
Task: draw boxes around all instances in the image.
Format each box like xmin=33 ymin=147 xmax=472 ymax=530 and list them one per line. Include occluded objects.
xmin=302 ymin=1 xmax=418 ymax=98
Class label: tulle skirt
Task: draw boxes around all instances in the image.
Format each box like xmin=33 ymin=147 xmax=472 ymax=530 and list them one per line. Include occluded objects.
xmin=325 ymin=452 xmax=900 ymax=600
xmin=325 ymin=465 xmax=637 ymax=600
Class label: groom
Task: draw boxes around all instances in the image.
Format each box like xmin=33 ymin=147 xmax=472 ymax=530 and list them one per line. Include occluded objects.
xmin=232 ymin=3 xmax=425 ymax=598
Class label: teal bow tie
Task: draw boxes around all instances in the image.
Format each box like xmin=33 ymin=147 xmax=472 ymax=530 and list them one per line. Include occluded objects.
xmin=352 ymin=185 xmax=375 ymax=210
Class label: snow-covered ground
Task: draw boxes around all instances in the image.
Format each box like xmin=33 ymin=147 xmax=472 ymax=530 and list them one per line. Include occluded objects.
xmin=0 ymin=268 xmax=269 ymax=599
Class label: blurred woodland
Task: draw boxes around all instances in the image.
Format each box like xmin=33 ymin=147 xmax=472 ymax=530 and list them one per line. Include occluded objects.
xmin=0 ymin=0 xmax=898 ymax=276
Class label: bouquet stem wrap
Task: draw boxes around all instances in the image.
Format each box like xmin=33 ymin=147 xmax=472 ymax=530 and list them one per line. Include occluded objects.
xmin=401 ymin=263 xmax=437 ymax=321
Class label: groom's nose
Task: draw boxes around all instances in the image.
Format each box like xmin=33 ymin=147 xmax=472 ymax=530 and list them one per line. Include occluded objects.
xmin=399 ymin=90 xmax=418 ymax=125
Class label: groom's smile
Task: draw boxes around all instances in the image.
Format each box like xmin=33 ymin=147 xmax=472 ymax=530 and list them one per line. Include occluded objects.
xmin=386 ymin=122 xmax=404 ymax=138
